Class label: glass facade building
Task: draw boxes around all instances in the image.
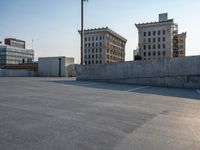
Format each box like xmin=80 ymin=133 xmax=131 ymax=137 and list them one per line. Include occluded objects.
xmin=0 ymin=45 xmax=34 ymax=65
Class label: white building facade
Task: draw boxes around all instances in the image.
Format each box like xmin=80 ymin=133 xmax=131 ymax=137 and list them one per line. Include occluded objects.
xmin=79 ymin=27 xmax=127 ymax=65
xmin=135 ymin=13 xmax=186 ymax=60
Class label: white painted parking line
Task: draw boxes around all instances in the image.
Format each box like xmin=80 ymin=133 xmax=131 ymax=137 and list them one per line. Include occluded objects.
xmin=125 ymin=86 xmax=150 ymax=92
xmin=197 ymin=89 xmax=200 ymax=94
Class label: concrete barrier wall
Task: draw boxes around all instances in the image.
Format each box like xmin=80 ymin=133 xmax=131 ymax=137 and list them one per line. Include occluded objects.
xmin=0 ymin=69 xmax=37 ymax=77
xmin=77 ymin=56 xmax=200 ymax=88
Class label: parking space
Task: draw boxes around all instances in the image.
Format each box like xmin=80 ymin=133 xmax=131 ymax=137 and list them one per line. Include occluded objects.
xmin=0 ymin=77 xmax=200 ymax=150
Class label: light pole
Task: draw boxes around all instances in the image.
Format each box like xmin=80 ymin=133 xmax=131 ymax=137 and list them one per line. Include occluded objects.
xmin=81 ymin=0 xmax=88 ymax=65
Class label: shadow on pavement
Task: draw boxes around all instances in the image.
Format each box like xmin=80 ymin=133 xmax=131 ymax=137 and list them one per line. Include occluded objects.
xmin=46 ymin=80 xmax=200 ymax=101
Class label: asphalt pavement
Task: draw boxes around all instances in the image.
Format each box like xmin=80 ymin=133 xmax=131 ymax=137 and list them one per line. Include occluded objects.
xmin=0 ymin=77 xmax=200 ymax=150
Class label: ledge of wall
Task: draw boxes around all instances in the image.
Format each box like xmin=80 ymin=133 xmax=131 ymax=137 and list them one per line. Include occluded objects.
xmin=77 ymin=56 xmax=200 ymax=88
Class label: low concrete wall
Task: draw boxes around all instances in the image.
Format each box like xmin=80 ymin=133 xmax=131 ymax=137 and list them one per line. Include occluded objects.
xmin=0 ymin=69 xmax=37 ymax=77
xmin=77 ymin=56 xmax=200 ymax=88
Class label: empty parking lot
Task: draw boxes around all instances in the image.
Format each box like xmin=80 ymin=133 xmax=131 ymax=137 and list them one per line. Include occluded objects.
xmin=0 ymin=77 xmax=200 ymax=150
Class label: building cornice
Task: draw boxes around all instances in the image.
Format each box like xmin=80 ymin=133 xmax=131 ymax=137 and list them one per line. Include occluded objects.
xmin=78 ymin=27 xmax=127 ymax=42
xmin=135 ymin=19 xmax=174 ymax=28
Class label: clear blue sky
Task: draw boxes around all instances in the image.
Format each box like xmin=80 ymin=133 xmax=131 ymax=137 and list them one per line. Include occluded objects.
xmin=1 ymin=0 xmax=200 ymax=63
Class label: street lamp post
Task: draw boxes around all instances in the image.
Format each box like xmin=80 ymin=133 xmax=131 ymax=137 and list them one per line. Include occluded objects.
xmin=80 ymin=0 xmax=88 ymax=65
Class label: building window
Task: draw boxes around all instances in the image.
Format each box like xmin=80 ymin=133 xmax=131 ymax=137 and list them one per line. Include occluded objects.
xmin=92 ymin=37 xmax=94 ymax=41
xmin=158 ymin=51 xmax=161 ymax=56
xmin=153 ymin=51 xmax=156 ymax=56
xmin=88 ymin=55 xmax=90 ymax=58
xmin=96 ymin=54 xmax=98 ymax=58
xmin=100 ymin=36 xmax=102 ymax=40
xmin=179 ymin=51 xmax=183 ymax=54
xmin=99 ymin=48 xmax=102 ymax=53
xmin=85 ymin=44 xmax=87 ymax=47
xmin=92 ymin=49 xmax=94 ymax=53
xmin=96 ymin=36 xmax=98 ymax=41
xmin=88 ymin=61 xmax=91 ymax=64
xmin=92 ymin=43 xmax=94 ymax=47
xmin=163 ymin=37 xmax=166 ymax=42
xmin=85 ymin=37 xmax=87 ymax=42
xmin=153 ymin=31 xmax=156 ymax=36
xmin=84 ymin=55 xmax=87 ymax=59
xmin=143 ymin=32 xmax=146 ymax=37
xmin=153 ymin=38 xmax=156 ymax=43
xmin=148 ymin=31 xmax=151 ymax=36
xmin=96 ymin=49 xmax=98 ymax=52
xmin=92 ymin=55 xmax=94 ymax=58
xmin=163 ymin=30 xmax=166 ymax=35
xmin=85 ymin=61 xmax=87 ymax=64
xmin=163 ymin=44 xmax=166 ymax=49
xmin=148 ymin=52 xmax=151 ymax=56
xmin=88 ymin=43 xmax=91 ymax=47
xmin=158 ymin=30 xmax=161 ymax=35
xmin=153 ymin=45 xmax=156 ymax=49
xmin=144 ymin=45 xmax=146 ymax=50
xmin=148 ymin=45 xmax=151 ymax=50
xmin=158 ymin=44 xmax=161 ymax=49
xmin=92 ymin=60 xmax=94 ymax=64
xmin=144 ymin=52 xmax=146 ymax=56
xmin=158 ymin=37 xmax=161 ymax=42
xmin=100 ymin=42 xmax=102 ymax=46
xmin=148 ymin=38 xmax=151 ymax=43
xmin=163 ymin=51 xmax=166 ymax=56
xmin=96 ymin=43 xmax=98 ymax=46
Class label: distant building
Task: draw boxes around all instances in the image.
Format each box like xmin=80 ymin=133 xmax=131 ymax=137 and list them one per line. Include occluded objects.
xmin=173 ymin=32 xmax=186 ymax=57
xmin=79 ymin=27 xmax=127 ymax=65
xmin=5 ymin=38 xmax=25 ymax=49
xmin=0 ymin=38 xmax=34 ymax=65
xmin=38 ymin=56 xmax=74 ymax=77
xmin=135 ymin=13 xmax=186 ymax=60
xmin=133 ymin=48 xmax=141 ymax=60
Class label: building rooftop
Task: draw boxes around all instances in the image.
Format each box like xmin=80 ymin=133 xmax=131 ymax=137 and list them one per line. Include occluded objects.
xmin=79 ymin=27 xmax=127 ymax=42
xmin=135 ymin=19 xmax=174 ymax=27
xmin=5 ymin=38 xmax=25 ymax=43
xmin=0 ymin=44 xmax=34 ymax=52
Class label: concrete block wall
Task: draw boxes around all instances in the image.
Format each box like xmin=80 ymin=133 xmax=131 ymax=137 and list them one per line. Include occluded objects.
xmin=0 ymin=69 xmax=36 ymax=77
xmin=77 ymin=56 xmax=200 ymax=88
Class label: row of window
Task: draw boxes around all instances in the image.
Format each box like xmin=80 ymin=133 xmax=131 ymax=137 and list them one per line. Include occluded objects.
xmin=85 ymin=36 xmax=104 ymax=42
xmin=143 ymin=37 xmax=166 ymax=43
xmin=85 ymin=54 xmax=102 ymax=59
xmin=143 ymin=51 xmax=166 ymax=57
xmin=107 ymin=55 xmax=124 ymax=60
xmin=85 ymin=42 xmax=102 ymax=47
xmin=85 ymin=60 xmax=102 ymax=65
xmin=84 ymin=48 xmax=102 ymax=53
xmin=143 ymin=30 xmax=166 ymax=37
xmin=144 ymin=44 xmax=166 ymax=50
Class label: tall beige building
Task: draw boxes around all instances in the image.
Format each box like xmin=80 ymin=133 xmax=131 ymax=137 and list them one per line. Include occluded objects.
xmin=79 ymin=27 xmax=127 ymax=65
xmin=173 ymin=32 xmax=187 ymax=57
xmin=135 ymin=13 xmax=186 ymax=60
